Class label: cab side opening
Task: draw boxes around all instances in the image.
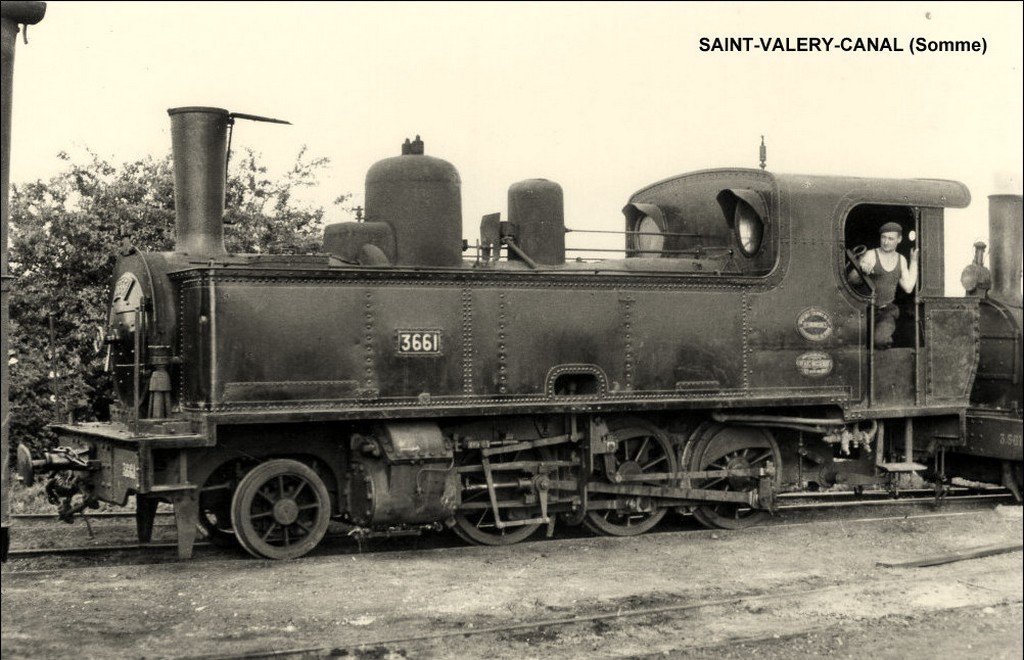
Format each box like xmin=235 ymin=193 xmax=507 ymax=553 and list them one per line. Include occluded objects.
xmin=843 ymin=203 xmax=919 ymax=348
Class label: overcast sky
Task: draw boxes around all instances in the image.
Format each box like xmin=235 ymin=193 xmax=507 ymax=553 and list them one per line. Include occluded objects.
xmin=7 ymin=2 xmax=1022 ymax=291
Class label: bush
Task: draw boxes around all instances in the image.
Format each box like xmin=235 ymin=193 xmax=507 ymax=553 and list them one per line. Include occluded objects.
xmin=7 ymin=148 xmax=345 ymax=454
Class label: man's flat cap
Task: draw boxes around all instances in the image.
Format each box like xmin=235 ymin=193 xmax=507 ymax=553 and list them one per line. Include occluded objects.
xmin=879 ymin=221 xmax=903 ymax=235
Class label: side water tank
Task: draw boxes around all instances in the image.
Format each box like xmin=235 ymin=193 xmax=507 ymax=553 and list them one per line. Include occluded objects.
xmin=508 ymin=179 xmax=565 ymax=265
xmin=365 ymin=136 xmax=463 ymax=267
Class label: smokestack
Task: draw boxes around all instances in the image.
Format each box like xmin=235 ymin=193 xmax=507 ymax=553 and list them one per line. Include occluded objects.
xmin=168 ymin=107 xmax=229 ymax=256
xmin=988 ymin=194 xmax=1023 ymax=306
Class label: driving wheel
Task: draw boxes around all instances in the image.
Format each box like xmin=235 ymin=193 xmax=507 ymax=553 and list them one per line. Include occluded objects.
xmin=584 ymin=419 xmax=676 ymax=536
xmin=230 ymin=459 xmax=331 ymax=559
xmin=686 ymin=425 xmax=780 ymax=530
xmin=452 ymin=449 xmax=544 ymax=546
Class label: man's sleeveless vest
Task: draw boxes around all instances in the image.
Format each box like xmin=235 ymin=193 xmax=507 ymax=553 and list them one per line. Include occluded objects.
xmin=871 ymin=248 xmax=902 ymax=307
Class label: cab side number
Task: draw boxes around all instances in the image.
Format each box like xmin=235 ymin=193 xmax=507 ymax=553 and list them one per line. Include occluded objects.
xmin=397 ymin=330 xmax=442 ymax=355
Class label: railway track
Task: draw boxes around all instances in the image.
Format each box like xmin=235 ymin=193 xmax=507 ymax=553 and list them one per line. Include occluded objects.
xmin=4 ymin=495 xmax=1018 ymax=659
xmin=195 ymin=566 xmax=1023 ymax=660
xmin=3 ymin=488 xmax=1015 ymax=562
xmin=10 ymin=510 xmax=175 ymax=522
xmin=6 ymin=485 xmax=1007 ymax=524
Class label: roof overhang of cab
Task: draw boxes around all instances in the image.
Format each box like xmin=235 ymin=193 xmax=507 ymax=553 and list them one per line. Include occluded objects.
xmin=775 ymin=174 xmax=971 ymax=210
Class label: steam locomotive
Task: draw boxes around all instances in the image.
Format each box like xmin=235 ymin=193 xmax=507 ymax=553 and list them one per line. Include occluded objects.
xmin=14 ymin=106 xmax=1023 ymax=560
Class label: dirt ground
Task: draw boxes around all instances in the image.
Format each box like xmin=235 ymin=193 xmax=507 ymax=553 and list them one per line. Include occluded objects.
xmin=2 ymin=505 xmax=1022 ymax=659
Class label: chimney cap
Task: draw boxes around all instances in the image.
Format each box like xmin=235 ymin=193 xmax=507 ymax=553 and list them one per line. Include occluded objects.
xmin=167 ymin=106 xmax=229 ymax=116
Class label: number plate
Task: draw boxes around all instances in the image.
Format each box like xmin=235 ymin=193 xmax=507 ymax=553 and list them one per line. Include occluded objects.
xmin=396 ymin=330 xmax=443 ymax=355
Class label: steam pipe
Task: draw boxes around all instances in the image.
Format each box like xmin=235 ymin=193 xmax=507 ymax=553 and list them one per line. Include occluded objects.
xmin=2 ymin=0 xmax=47 ymax=560
xmin=712 ymin=412 xmax=847 ymax=426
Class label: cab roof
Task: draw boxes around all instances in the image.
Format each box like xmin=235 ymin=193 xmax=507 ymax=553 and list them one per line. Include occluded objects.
xmin=630 ymin=168 xmax=971 ymax=210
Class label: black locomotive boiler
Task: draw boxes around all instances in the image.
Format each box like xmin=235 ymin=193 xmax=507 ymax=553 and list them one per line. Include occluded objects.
xmin=17 ymin=107 xmax=1023 ymax=559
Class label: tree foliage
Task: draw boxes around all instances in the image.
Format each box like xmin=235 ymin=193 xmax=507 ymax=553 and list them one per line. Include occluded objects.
xmin=8 ymin=148 xmax=341 ymax=451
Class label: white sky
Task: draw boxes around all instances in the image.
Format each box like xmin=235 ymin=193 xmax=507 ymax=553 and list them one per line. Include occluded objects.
xmin=7 ymin=2 xmax=1023 ymax=292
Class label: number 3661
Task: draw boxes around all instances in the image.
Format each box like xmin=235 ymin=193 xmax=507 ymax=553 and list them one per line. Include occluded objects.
xmin=397 ymin=331 xmax=442 ymax=354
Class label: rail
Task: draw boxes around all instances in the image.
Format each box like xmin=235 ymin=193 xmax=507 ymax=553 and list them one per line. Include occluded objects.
xmin=4 ymin=488 xmax=1014 ymax=560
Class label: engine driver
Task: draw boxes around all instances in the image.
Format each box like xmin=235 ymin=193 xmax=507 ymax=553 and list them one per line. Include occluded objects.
xmin=848 ymin=221 xmax=918 ymax=349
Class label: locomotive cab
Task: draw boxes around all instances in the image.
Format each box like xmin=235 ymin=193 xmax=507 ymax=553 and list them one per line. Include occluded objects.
xmin=839 ymin=194 xmax=977 ymax=414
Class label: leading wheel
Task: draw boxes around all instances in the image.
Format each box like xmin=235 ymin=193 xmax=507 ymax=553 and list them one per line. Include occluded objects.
xmin=230 ymin=459 xmax=331 ymax=559
xmin=686 ymin=425 xmax=780 ymax=530
xmin=452 ymin=449 xmax=544 ymax=546
xmin=584 ymin=419 xmax=676 ymax=536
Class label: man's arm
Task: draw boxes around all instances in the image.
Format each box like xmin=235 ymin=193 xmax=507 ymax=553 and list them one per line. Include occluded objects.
xmin=899 ymin=248 xmax=919 ymax=293
xmin=859 ymin=249 xmax=876 ymax=272
xmin=848 ymin=250 xmax=875 ymax=286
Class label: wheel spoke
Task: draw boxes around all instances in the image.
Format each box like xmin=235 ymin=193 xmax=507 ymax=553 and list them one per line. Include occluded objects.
xmin=463 ymin=489 xmax=486 ymax=503
xmin=641 ymin=455 xmax=666 ymax=471
xmin=292 ymin=480 xmax=308 ymax=500
xmin=748 ymin=450 xmax=773 ymax=465
xmin=703 ymin=476 xmax=727 ymax=489
xmin=256 ymin=489 xmax=275 ymax=505
xmin=635 ymin=436 xmax=651 ymax=462
xmin=250 ymin=510 xmax=274 ymax=519
xmin=261 ymin=522 xmax=279 ymax=542
xmin=277 ymin=475 xmax=286 ymax=499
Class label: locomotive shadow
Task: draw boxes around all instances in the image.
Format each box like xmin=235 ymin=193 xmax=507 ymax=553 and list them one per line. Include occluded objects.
xmin=305 ymin=514 xmax=710 ymax=560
